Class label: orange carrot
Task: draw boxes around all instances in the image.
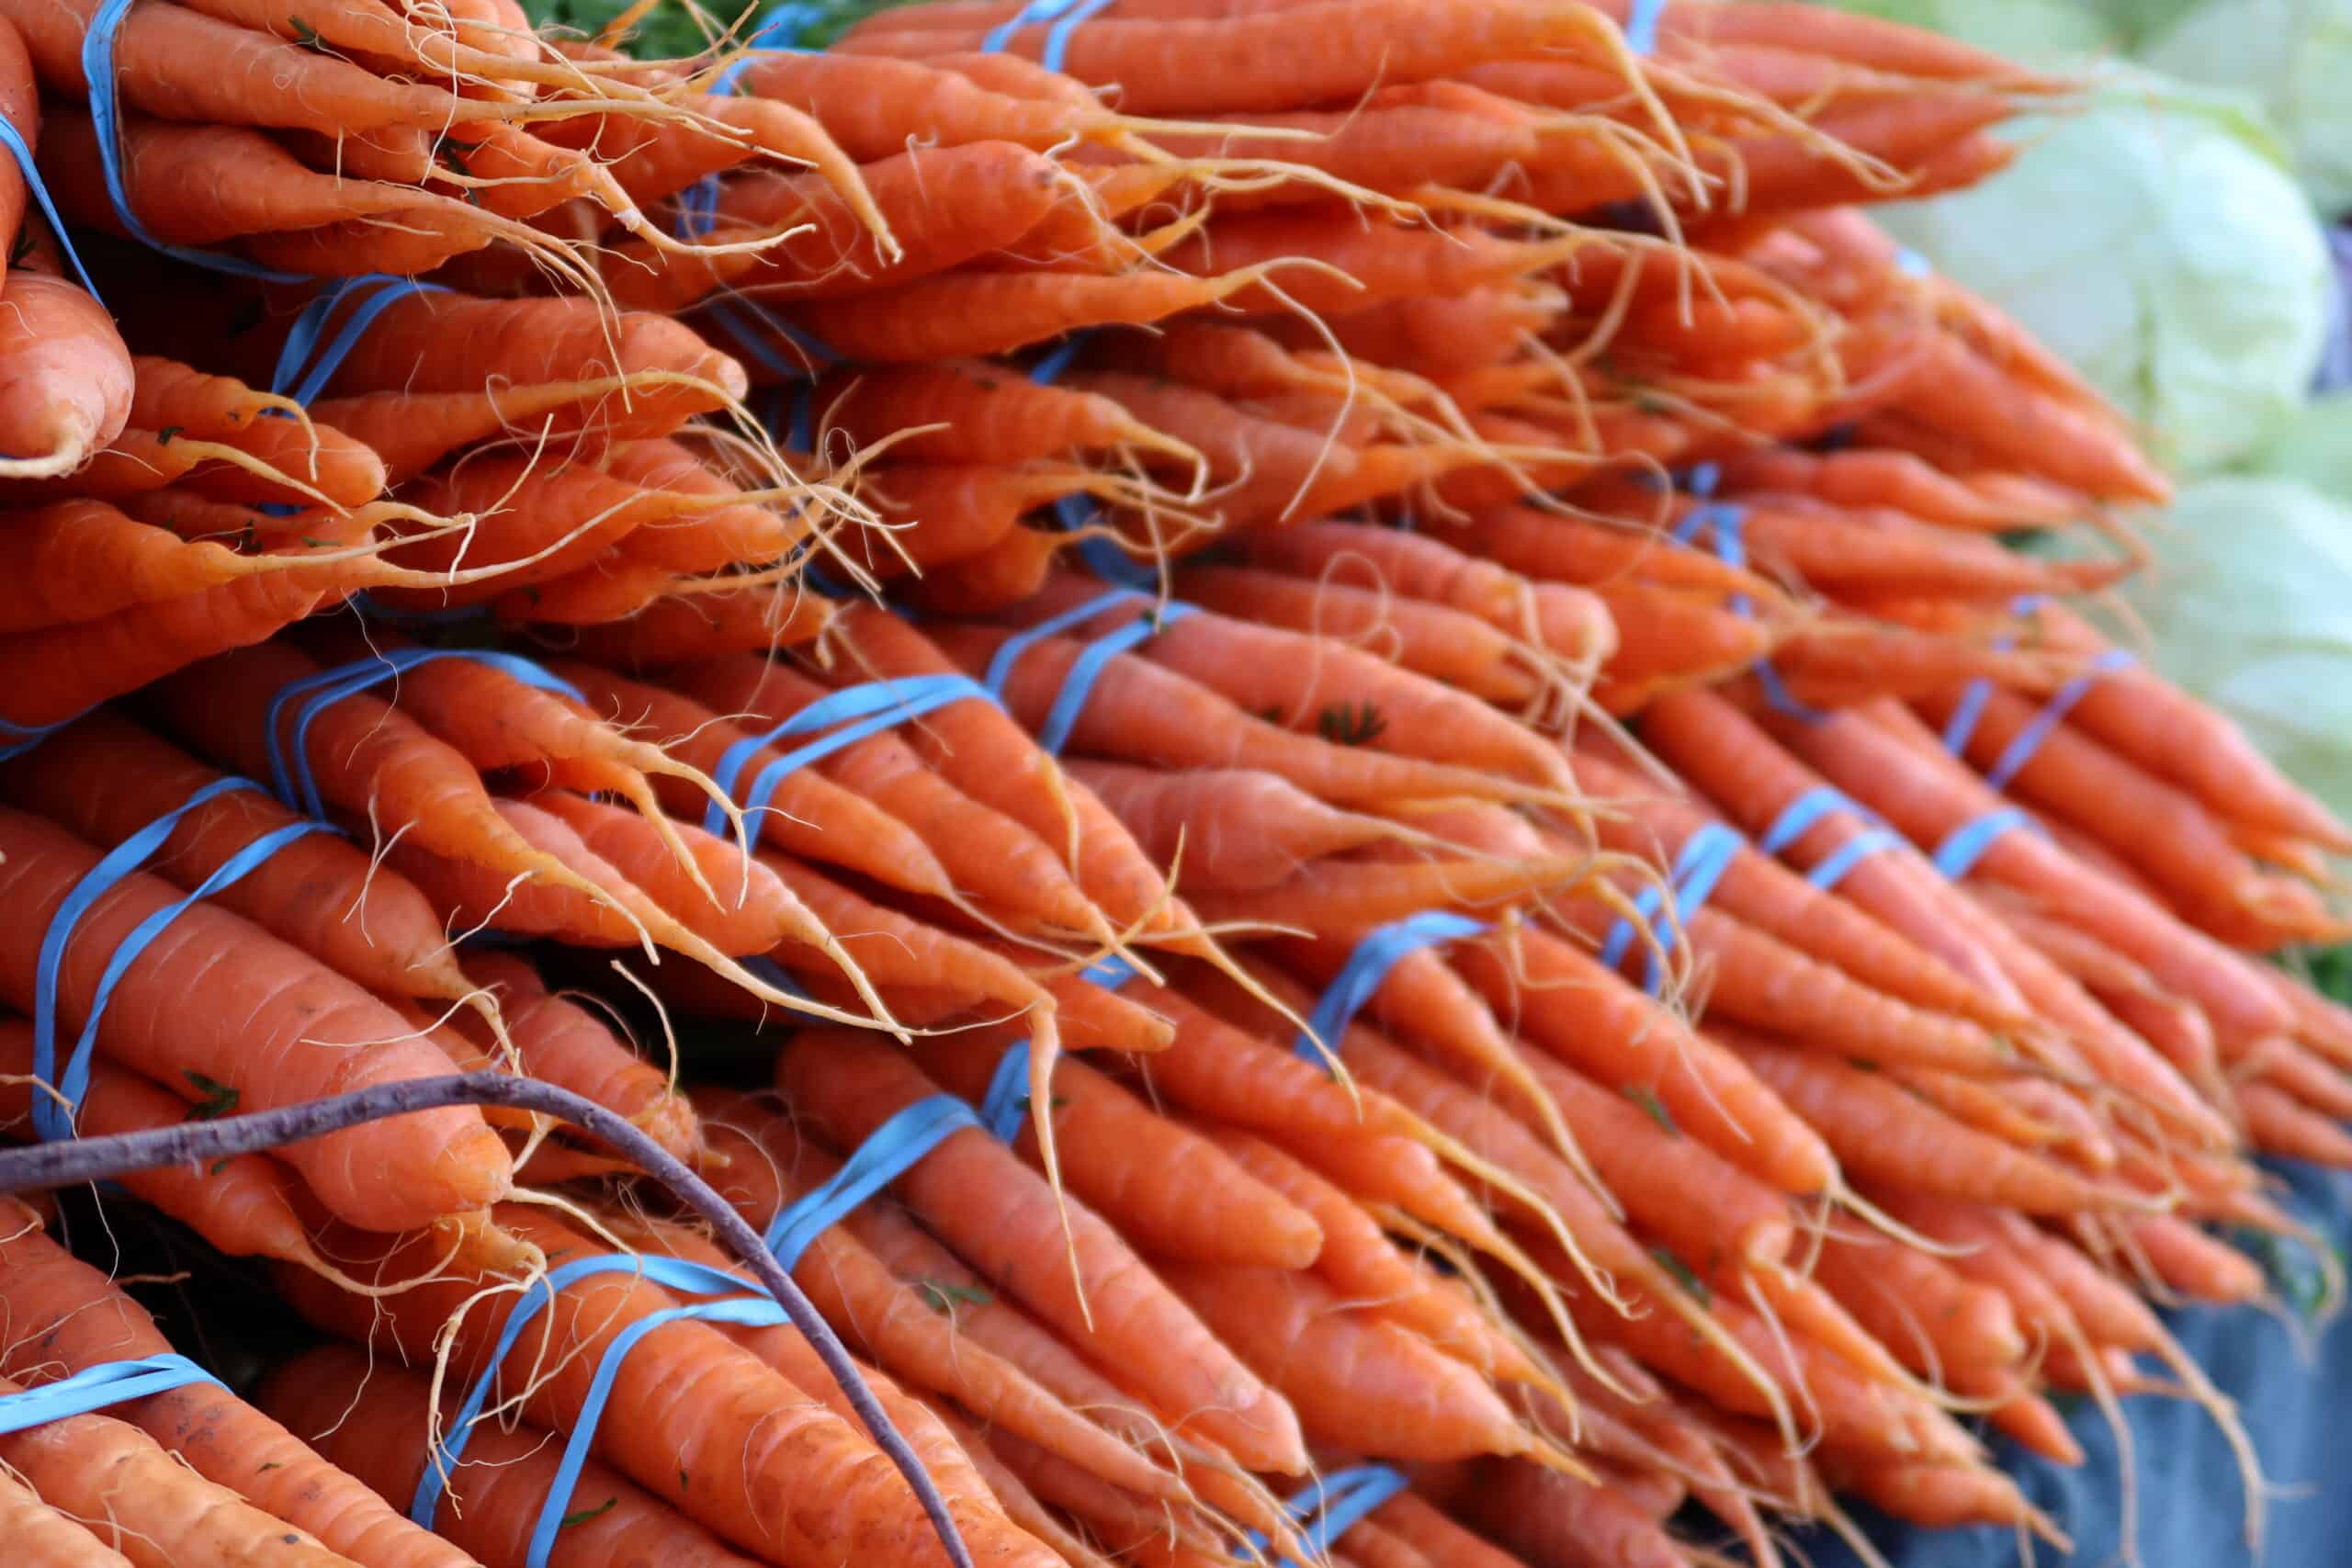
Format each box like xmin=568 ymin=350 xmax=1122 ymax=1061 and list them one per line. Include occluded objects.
xmin=0 ymin=271 xmax=131 ymax=479
xmin=553 ymin=581 xmax=837 ymax=667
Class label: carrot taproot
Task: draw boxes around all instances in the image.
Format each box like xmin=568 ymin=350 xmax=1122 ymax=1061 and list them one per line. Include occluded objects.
xmin=277 ymin=1206 xmax=1023 ymax=1568
xmin=788 ymin=361 xmax=1204 ymax=469
xmin=595 ymin=438 xmax=806 ymax=572
xmin=262 ymin=1344 xmax=766 ymax=1568
xmin=910 ymin=1022 xmax=1322 ymax=1269
xmin=1830 ymin=1456 xmax=2056 ymax=1535
xmin=1453 ymin=925 xmax=1836 ymax=1195
xmin=1066 ymin=762 xmax=1440 ymax=891
xmin=1459 ymin=1461 xmax=1683 ymax=1568
xmin=1187 ymin=850 xmax=1589 ymax=929
xmin=1806 ymin=1234 xmax=2027 ymax=1380
xmin=977 ymin=1428 xmax=1227 ymax=1560
xmin=918 ymin=1403 xmax=1123 ymax=1568
xmin=2115 ymin=1215 xmax=2266 ymax=1306
xmin=0 ymin=805 xmax=508 ymax=1230
xmin=1723 ymin=1032 xmax=2115 ymax=1213
xmin=1156 ymin=209 xmax=1589 ymax=317
xmin=0 ymin=1471 xmax=130 ymax=1568
xmin=526 ymin=790 xmax=835 ymax=953
xmin=2243 ymin=1082 xmax=2352 ymax=1166
xmin=734 ymin=51 xmax=1136 ymax=161
xmin=775 ymin=1026 xmax=1306 ymax=1472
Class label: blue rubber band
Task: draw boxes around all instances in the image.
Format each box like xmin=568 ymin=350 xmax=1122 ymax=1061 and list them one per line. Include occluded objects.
xmin=347 ymin=592 xmax=496 ymax=628
xmin=1599 ymin=821 xmax=1742 ymax=995
xmin=1239 ymin=1464 xmax=1410 ymax=1566
xmin=83 ymin=0 xmax=306 ymax=281
xmin=1670 ymin=488 xmax=1829 ymax=722
xmin=0 ymin=713 xmax=79 ymax=763
xmin=1758 ymin=784 xmax=1869 ymax=855
xmin=1625 ymin=0 xmax=1668 ymax=55
xmin=702 ymin=673 xmax=992 ymax=840
xmin=1294 ymin=912 xmax=1487 ymax=1066
xmin=980 ymin=588 xmax=1145 ymax=695
xmin=1080 ymin=953 xmax=1137 ymax=990
xmin=34 ymin=782 xmax=335 ymax=1143
xmin=741 ymin=953 xmax=812 ymax=999
xmin=978 ymin=1037 xmax=1034 ymax=1143
xmin=700 ymin=296 xmax=842 ymax=383
xmin=709 ymin=0 xmax=822 ymax=93
xmin=264 ymin=650 xmax=586 ymax=822
xmin=0 ymin=118 xmax=103 ymax=302
xmin=1023 ymin=337 xmax=1159 ymax=588
xmin=270 ymin=276 xmax=452 ymax=406
xmin=1930 ymin=807 xmax=2041 ymax=882
xmin=1038 ymin=602 xmax=1199 ymax=756
xmin=979 ymin=0 xmax=1091 ymax=54
xmin=764 ymin=1095 xmax=979 ymax=1269
xmin=1805 ymin=828 xmax=1900 ymax=892
xmin=1039 ymin=0 xmax=1116 ymax=71
xmin=0 ymin=1353 xmax=222 ymax=1435
xmin=1979 ymin=648 xmax=2137 ymax=793
xmin=418 ymin=1253 xmax=790 ymax=1568
xmin=1894 ymin=247 xmax=1933 ymax=279
xmin=1939 ymin=678 xmax=1998 ymax=756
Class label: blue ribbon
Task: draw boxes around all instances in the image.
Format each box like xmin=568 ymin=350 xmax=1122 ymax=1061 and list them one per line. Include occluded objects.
xmin=1294 ymin=912 xmax=1487 ymax=1066
xmin=1240 ymin=1465 xmax=1411 ymax=1567
xmin=700 ymin=673 xmax=992 ymax=840
xmin=1931 ymin=806 xmax=2043 ymax=882
xmin=978 ymin=1037 xmax=1034 ymax=1143
xmin=763 ymin=1094 xmax=979 ymax=1269
xmin=83 ymin=0 xmax=306 ymax=281
xmin=980 ymin=0 xmax=1114 ymax=71
xmin=1599 ymin=821 xmax=1743 ymax=995
xmin=0 ymin=1353 xmax=223 ymax=1436
xmin=416 ymin=1253 xmax=793 ymax=1568
xmin=263 ymin=650 xmax=586 ymax=822
xmin=1625 ymin=0 xmax=1668 ymax=54
xmin=1979 ymin=648 xmax=2138 ymax=793
xmin=270 ymin=276 xmax=452 ymax=406
xmin=0 ymin=118 xmax=102 ymax=301
xmin=33 ymin=778 xmax=338 ymax=1142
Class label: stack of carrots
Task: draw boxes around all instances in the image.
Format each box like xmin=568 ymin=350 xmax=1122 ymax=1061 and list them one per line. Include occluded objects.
xmin=0 ymin=1 xmax=2341 ymax=1566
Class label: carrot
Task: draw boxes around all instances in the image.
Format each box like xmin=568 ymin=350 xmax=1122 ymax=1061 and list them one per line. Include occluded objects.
xmin=140 ymin=641 xmax=656 ymax=938
xmin=0 ymin=709 xmax=488 ymax=1015
xmin=909 ymin=1022 xmax=1324 ymax=1269
xmin=987 ymin=577 xmax=1576 ymax=791
xmin=1156 ymin=209 xmax=1588 ymax=317
xmin=1782 ymin=701 xmax=2295 ymax=1055
xmin=1806 ymin=1235 xmax=2027 ymax=1380
xmin=1066 ymin=761 xmax=1442 ymax=890
xmin=458 ymin=951 xmax=697 ymax=1164
xmin=919 ymin=1404 xmax=1121 ymax=1568
xmin=1188 ymin=850 xmax=1588 ymax=929
xmin=596 ymin=438 xmax=807 ymax=572
xmin=2116 ymin=1215 xmax=2266 ymax=1306
xmin=731 ymin=262 xmax=1302 ymax=363
xmin=694 ymin=1095 xmax=1197 ymax=1505
xmin=1271 ymin=288 xmax=1559 ymax=379
xmin=787 ymin=361 xmax=1203 ymax=469
xmin=1159 ymin=1262 xmax=1551 ymax=1463
xmin=2243 ymin=1082 xmax=2352 ymax=1166
xmin=734 ymin=51 xmax=1140 ymax=161
xmin=1723 ymin=1031 xmax=2115 ymax=1213
xmin=0 ymin=272 xmax=132 ymax=479
xmin=0 ymin=805 xmax=508 ymax=1230
xmin=1204 ymin=1127 xmax=1545 ymax=1387
xmin=1460 ymin=1461 xmax=1684 ymax=1568
xmin=666 ymin=654 xmax=1115 ymax=942
xmin=277 ymin=1208 xmax=1017 ymax=1568
xmin=261 ymin=1346 xmax=767 ymax=1568
xmin=555 ymin=581 xmax=837 ymax=667
xmin=841 ymin=0 xmax=1637 ymax=117
xmin=1453 ymin=924 xmax=1836 ymax=1195
xmin=0 ymin=1471 xmax=131 ymax=1567
xmin=775 ymin=1026 xmax=1306 ymax=1472
xmin=1829 ymin=1456 xmax=2055 ymax=1535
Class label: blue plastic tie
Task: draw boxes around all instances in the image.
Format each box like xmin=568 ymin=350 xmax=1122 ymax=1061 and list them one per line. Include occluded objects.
xmin=1599 ymin=821 xmax=1743 ymax=995
xmin=0 ymin=118 xmax=103 ymax=301
xmin=700 ymin=296 xmax=843 ymax=384
xmin=1980 ymin=648 xmax=2137 ymax=793
xmin=1294 ymin=912 xmax=1487 ymax=1066
xmin=1625 ymin=0 xmax=1668 ymax=54
xmin=978 ymin=1037 xmax=1034 ymax=1143
xmin=981 ymin=588 xmax=1143 ymax=695
xmin=0 ymin=1354 xmax=222 ymax=1436
xmin=270 ymin=276 xmax=452 ymax=406
xmin=1804 ymin=828 xmax=1901 ymax=892
xmin=83 ymin=0 xmax=306 ymax=281
xmin=417 ymin=1254 xmax=791 ymax=1568
xmin=0 ymin=713 xmax=79 ymax=763
xmin=1080 ymin=953 xmax=1137 ymax=991
xmin=1942 ymin=592 xmax=2048 ymax=756
xmin=702 ymin=673 xmax=992 ymax=840
xmin=980 ymin=0 xmax=1098 ymax=58
xmin=1037 ymin=0 xmax=1116 ymax=71
xmin=1931 ymin=807 xmax=2041 ymax=882
xmin=1037 ymin=602 xmax=1199 ymax=756
xmin=264 ymin=650 xmax=586 ymax=822
xmin=1239 ymin=1464 xmax=1411 ymax=1567
xmin=1758 ymin=784 xmax=1870 ymax=855
xmin=764 ymin=1095 xmax=979 ymax=1269
xmin=33 ymin=779 xmax=336 ymax=1141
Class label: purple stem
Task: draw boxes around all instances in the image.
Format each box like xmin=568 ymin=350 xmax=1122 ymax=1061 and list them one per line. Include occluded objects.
xmin=0 ymin=1072 xmax=974 ymax=1568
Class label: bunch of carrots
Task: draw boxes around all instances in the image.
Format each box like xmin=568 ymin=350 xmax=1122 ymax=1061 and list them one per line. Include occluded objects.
xmin=0 ymin=0 xmax=2344 ymax=1566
